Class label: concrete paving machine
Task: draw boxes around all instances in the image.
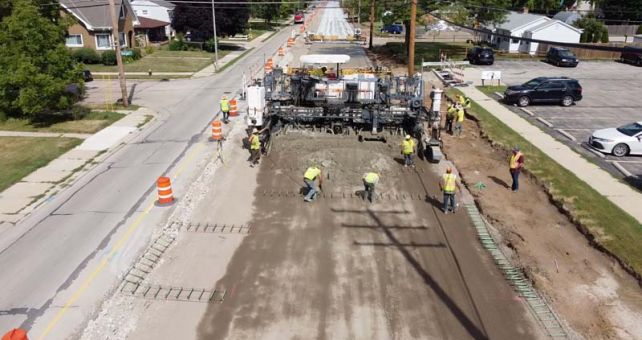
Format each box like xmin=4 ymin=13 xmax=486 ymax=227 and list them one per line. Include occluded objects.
xmin=245 ymin=54 xmax=444 ymax=162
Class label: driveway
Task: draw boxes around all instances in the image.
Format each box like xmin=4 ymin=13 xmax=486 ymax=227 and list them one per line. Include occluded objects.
xmin=473 ymin=60 xmax=642 ymax=189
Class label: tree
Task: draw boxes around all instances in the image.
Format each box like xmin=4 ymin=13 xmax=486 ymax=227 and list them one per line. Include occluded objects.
xmin=171 ymin=0 xmax=251 ymax=39
xmin=251 ymin=0 xmax=280 ymax=24
xmin=594 ymin=0 xmax=642 ymax=22
xmin=0 ymin=0 xmax=82 ymax=119
xmin=511 ymin=0 xmax=562 ymax=14
xmin=424 ymin=0 xmax=510 ymax=27
xmin=574 ymin=16 xmax=609 ymax=43
xmin=0 ymin=0 xmax=60 ymax=22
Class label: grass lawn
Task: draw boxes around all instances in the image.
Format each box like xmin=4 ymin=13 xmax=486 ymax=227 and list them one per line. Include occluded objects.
xmin=377 ymin=41 xmax=471 ymax=65
xmin=476 ymin=85 xmax=507 ymax=96
xmin=447 ymin=88 xmax=642 ymax=277
xmin=0 ymin=111 xmax=125 ymax=134
xmin=0 ymin=137 xmax=82 ymax=192
xmin=85 ymin=49 xmax=231 ymax=73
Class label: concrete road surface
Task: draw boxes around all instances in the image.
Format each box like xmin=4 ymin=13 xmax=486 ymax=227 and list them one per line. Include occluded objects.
xmin=316 ymin=1 xmax=354 ymax=38
xmin=0 ymin=21 xmax=297 ymax=340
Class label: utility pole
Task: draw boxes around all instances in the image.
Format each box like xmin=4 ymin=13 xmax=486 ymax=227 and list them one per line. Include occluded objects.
xmin=107 ymin=0 xmax=128 ymax=107
xmin=358 ymin=0 xmax=361 ymax=24
xmin=408 ymin=0 xmax=417 ymax=76
xmin=211 ymin=0 xmax=219 ymax=71
xmin=369 ymin=0 xmax=375 ymax=50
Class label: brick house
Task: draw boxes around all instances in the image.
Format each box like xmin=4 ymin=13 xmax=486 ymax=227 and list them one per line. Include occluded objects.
xmin=61 ymin=0 xmax=139 ymax=51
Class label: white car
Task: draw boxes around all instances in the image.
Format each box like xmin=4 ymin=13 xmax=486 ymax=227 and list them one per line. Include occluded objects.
xmin=589 ymin=121 xmax=642 ymax=157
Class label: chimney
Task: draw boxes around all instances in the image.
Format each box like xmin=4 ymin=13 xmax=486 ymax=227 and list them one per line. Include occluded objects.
xmin=522 ymin=7 xmax=529 ymax=14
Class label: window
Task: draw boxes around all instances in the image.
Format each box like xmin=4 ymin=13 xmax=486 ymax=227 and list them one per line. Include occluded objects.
xmin=142 ymin=9 xmax=148 ymax=15
xmin=119 ymin=5 xmax=125 ymax=19
xmin=65 ymin=34 xmax=83 ymax=47
xmin=511 ymin=38 xmax=519 ymax=44
xmin=119 ymin=32 xmax=127 ymax=47
xmin=96 ymin=33 xmax=111 ymax=50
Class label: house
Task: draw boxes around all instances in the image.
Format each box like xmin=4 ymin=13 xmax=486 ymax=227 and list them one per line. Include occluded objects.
xmin=130 ymin=0 xmax=174 ymax=38
xmin=553 ymin=11 xmax=581 ymax=25
xmin=490 ymin=11 xmax=550 ymax=52
xmin=485 ymin=10 xmax=582 ymax=55
xmin=634 ymin=35 xmax=642 ymax=44
xmin=61 ymin=0 xmax=139 ymax=51
xmin=522 ymin=20 xmax=583 ymax=54
xmin=135 ymin=16 xmax=170 ymax=44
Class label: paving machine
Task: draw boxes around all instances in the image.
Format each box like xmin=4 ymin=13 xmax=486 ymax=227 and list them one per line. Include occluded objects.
xmin=245 ymin=54 xmax=443 ymax=162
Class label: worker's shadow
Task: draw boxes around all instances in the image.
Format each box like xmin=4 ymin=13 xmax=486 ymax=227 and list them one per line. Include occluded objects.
xmin=425 ymin=194 xmax=444 ymax=209
xmin=393 ymin=157 xmax=406 ymax=165
xmin=488 ymin=175 xmax=510 ymax=189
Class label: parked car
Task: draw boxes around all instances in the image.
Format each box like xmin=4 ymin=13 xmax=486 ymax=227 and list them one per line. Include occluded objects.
xmin=466 ymin=47 xmax=494 ymax=65
xmin=619 ymin=46 xmax=642 ymax=66
xmin=546 ymin=47 xmax=579 ymax=67
xmin=503 ymin=77 xmax=582 ymax=107
xmin=294 ymin=11 xmax=305 ymax=24
xmin=381 ymin=23 xmax=403 ymax=34
xmin=589 ymin=121 xmax=642 ymax=157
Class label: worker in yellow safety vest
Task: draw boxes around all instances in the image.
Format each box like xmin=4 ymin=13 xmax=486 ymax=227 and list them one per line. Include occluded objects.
xmin=509 ymin=145 xmax=525 ymax=192
xmin=220 ymin=95 xmax=230 ymax=123
xmin=454 ymin=104 xmax=465 ymax=136
xmin=248 ymin=129 xmax=261 ymax=167
xmin=362 ymin=172 xmax=380 ymax=203
xmin=445 ymin=102 xmax=456 ymax=134
xmin=439 ymin=167 xmax=461 ymax=214
xmin=400 ymin=135 xmax=416 ymax=167
xmin=303 ymin=163 xmax=323 ymax=202
xmin=458 ymin=94 xmax=471 ymax=109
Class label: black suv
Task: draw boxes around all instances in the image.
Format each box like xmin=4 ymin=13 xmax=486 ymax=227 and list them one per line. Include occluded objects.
xmin=620 ymin=46 xmax=642 ymax=66
xmin=466 ymin=46 xmax=494 ymax=65
xmin=546 ymin=47 xmax=579 ymax=67
xmin=504 ymin=77 xmax=582 ymax=107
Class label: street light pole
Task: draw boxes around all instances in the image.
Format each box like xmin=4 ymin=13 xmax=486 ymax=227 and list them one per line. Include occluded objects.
xmin=369 ymin=0 xmax=375 ymax=50
xmin=211 ymin=0 xmax=219 ymax=72
xmin=107 ymin=0 xmax=128 ymax=107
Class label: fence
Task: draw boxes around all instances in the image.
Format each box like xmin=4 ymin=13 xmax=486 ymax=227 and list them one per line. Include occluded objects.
xmin=536 ymin=42 xmax=625 ymax=59
xmin=606 ymin=25 xmax=640 ymax=37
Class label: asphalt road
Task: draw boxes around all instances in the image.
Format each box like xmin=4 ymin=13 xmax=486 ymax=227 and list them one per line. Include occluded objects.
xmin=0 ymin=23 xmax=296 ymax=339
xmin=475 ymin=60 xmax=642 ymax=188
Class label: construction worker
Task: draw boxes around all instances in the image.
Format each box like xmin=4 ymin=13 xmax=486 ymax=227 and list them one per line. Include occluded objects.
xmin=445 ymin=102 xmax=456 ymax=134
xmin=400 ymin=135 xmax=416 ymax=167
xmin=439 ymin=167 xmax=461 ymax=214
xmin=509 ymin=145 xmax=525 ymax=192
xmin=454 ymin=104 xmax=465 ymax=136
xmin=248 ymin=129 xmax=261 ymax=167
xmin=362 ymin=172 xmax=380 ymax=203
xmin=220 ymin=95 xmax=230 ymax=123
xmin=458 ymin=94 xmax=471 ymax=109
xmin=303 ymin=163 xmax=323 ymax=202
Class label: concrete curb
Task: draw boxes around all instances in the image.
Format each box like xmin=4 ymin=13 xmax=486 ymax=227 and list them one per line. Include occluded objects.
xmin=520 ymin=108 xmax=535 ymax=116
xmin=611 ymin=161 xmax=633 ymax=177
xmin=536 ymin=117 xmax=553 ymax=127
xmin=556 ymin=129 xmax=576 ymax=142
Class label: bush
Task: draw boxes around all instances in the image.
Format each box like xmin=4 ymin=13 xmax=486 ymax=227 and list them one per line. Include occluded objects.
xmin=144 ymin=45 xmax=155 ymax=55
xmin=72 ymin=48 xmax=101 ymax=64
xmin=131 ymin=47 xmax=142 ymax=60
xmin=169 ymin=35 xmax=188 ymax=51
xmin=204 ymin=38 xmax=217 ymax=52
xmin=637 ymin=25 xmax=642 ymax=34
xmin=101 ymin=50 xmax=117 ymax=65
xmin=600 ymin=28 xmax=609 ymax=43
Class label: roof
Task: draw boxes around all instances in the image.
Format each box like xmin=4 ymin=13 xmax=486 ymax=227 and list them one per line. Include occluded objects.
xmin=494 ymin=11 xmax=549 ymax=32
xmin=60 ymin=0 xmax=137 ymax=31
xmin=136 ymin=16 xmax=169 ymax=28
xmin=141 ymin=0 xmax=175 ymax=9
xmin=553 ymin=11 xmax=581 ymax=25
xmin=526 ymin=19 xmax=583 ymax=34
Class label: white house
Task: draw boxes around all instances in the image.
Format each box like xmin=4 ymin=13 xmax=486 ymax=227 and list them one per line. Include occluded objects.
xmin=521 ymin=20 xmax=583 ymax=54
xmin=130 ymin=0 xmax=174 ymax=37
xmin=486 ymin=11 xmax=582 ymax=55
xmin=491 ymin=11 xmax=550 ymax=53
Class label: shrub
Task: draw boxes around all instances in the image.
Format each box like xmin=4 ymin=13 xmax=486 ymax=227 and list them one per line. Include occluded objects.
xmin=72 ymin=48 xmax=101 ymax=64
xmin=637 ymin=25 xmax=642 ymax=34
xmin=600 ymin=28 xmax=609 ymax=43
xmin=204 ymin=38 xmax=217 ymax=52
xmin=131 ymin=47 xmax=142 ymax=60
xmin=169 ymin=35 xmax=187 ymax=51
xmin=101 ymin=50 xmax=117 ymax=65
xmin=144 ymin=45 xmax=155 ymax=55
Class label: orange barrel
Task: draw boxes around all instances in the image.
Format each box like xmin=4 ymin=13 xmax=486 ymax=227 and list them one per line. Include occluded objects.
xmin=3 ymin=328 xmax=28 ymax=340
xmin=287 ymin=38 xmax=294 ymax=47
xmin=264 ymin=58 xmax=273 ymax=72
xmin=156 ymin=177 xmax=174 ymax=205
xmin=278 ymin=47 xmax=285 ymax=56
xmin=211 ymin=120 xmax=223 ymax=140
xmin=229 ymin=98 xmax=238 ymax=117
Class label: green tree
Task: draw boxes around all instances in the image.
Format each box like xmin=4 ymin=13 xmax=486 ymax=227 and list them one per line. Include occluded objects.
xmin=574 ymin=17 xmax=609 ymax=43
xmin=251 ymin=0 xmax=280 ymax=24
xmin=424 ymin=0 xmax=510 ymax=27
xmin=0 ymin=0 xmax=81 ymax=119
xmin=0 ymin=0 xmax=60 ymax=22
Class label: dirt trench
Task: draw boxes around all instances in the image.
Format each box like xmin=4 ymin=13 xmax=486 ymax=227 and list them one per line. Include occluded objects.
xmin=438 ymin=102 xmax=642 ymax=339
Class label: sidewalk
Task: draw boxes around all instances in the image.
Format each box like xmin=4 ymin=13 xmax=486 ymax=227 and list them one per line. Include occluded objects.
xmin=0 ymin=107 xmax=156 ymax=224
xmin=458 ymin=68 xmax=642 ymax=224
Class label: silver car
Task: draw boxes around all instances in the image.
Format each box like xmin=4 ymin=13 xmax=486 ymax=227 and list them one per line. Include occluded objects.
xmin=589 ymin=121 xmax=642 ymax=157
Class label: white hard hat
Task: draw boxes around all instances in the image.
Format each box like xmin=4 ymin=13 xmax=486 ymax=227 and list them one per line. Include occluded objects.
xmin=252 ymin=128 xmax=258 ymax=133
xmin=405 ymin=135 xmax=411 ymax=140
